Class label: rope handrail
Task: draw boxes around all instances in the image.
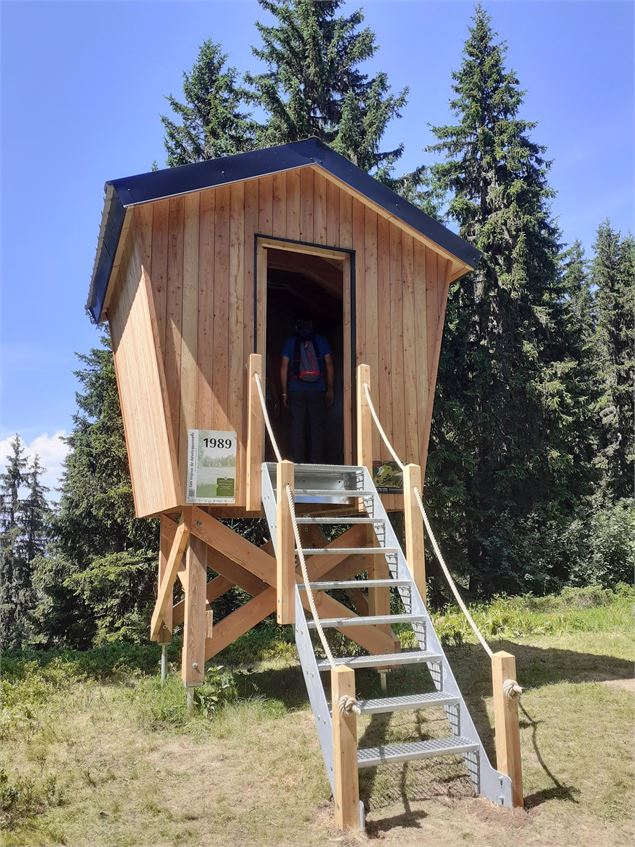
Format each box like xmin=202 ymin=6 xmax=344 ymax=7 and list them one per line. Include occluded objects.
xmin=252 ymin=370 xmax=336 ymax=669
xmin=361 ymin=378 xmax=494 ymax=660
xmin=412 ymin=485 xmax=493 ymax=659
xmin=362 ymin=382 xmax=405 ymax=471
xmin=254 ymin=371 xmax=283 ymax=463
xmin=285 ymin=483 xmax=336 ymax=669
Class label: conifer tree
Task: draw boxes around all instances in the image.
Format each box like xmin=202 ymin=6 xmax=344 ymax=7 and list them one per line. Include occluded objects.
xmin=0 ymin=435 xmax=28 ymax=646
xmin=248 ymin=0 xmax=407 ymax=177
xmin=427 ymin=6 xmax=579 ymax=595
xmin=161 ymin=39 xmax=256 ymax=166
xmin=592 ymin=222 xmax=635 ymax=501
xmin=32 ymin=339 xmax=158 ymax=646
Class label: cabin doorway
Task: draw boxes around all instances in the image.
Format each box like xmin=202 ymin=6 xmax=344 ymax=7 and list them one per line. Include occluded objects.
xmin=256 ymin=239 xmax=353 ymax=466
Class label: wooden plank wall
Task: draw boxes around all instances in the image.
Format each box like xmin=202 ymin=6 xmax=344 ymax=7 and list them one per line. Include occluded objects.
xmin=108 ymin=210 xmax=180 ymax=517
xmin=118 ymin=165 xmax=451 ymax=514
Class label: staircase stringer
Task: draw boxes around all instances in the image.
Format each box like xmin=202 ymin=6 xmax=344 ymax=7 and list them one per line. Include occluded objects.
xmin=359 ymin=466 xmax=513 ymax=807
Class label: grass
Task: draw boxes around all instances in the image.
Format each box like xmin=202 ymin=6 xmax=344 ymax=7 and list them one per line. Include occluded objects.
xmin=1 ymin=585 xmax=633 ymax=846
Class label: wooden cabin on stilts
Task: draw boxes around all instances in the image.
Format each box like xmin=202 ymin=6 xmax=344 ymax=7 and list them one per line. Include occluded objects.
xmin=87 ymin=138 xmax=523 ymax=830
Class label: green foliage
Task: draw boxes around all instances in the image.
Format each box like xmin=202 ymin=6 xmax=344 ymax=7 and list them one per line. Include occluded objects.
xmin=592 ymin=223 xmax=635 ymax=501
xmin=568 ymin=500 xmax=635 ymax=588
xmin=425 ymin=6 xmax=604 ymax=597
xmin=31 ymin=338 xmax=158 ymax=647
xmin=195 ymin=665 xmax=241 ymax=717
xmin=0 ymin=435 xmax=51 ymax=649
xmin=161 ymin=39 xmax=256 ymax=165
xmin=0 ymin=767 xmax=64 ymax=831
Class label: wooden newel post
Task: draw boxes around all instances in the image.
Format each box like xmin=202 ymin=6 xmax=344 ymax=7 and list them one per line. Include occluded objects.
xmin=246 ymin=353 xmax=264 ymax=511
xmin=356 ymin=364 xmax=372 ymax=474
xmin=331 ymin=666 xmax=360 ymax=830
xmin=491 ymin=650 xmax=523 ymax=808
xmin=276 ymin=460 xmax=295 ymax=625
xmin=182 ymin=533 xmax=208 ymax=688
xmin=403 ymin=463 xmax=426 ymax=603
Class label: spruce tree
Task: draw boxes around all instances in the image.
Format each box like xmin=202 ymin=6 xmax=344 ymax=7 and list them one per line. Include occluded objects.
xmin=248 ymin=0 xmax=407 ymax=177
xmin=592 ymin=222 xmax=635 ymax=501
xmin=32 ymin=338 xmax=158 ymax=646
xmin=427 ymin=6 xmax=579 ymax=595
xmin=161 ymin=39 xmax=256 ymax=166
xmin=0 ymin=435 xmax=28 ymax=646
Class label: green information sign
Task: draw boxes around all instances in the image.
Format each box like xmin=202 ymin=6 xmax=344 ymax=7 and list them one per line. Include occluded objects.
xmin=186 ymin=429 xmax=237 ymax=504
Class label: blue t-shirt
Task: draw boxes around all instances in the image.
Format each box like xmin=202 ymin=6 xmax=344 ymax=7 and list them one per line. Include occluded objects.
xmin=282 ymin=334 xmax=332 ymax=392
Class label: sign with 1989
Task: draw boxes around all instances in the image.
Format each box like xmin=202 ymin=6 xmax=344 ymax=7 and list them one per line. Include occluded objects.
xmin=186 ymin=429 xmax=237 ymax=504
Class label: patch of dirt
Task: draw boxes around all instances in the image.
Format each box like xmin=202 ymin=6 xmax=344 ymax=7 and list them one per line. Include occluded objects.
xmin=600 ymin=677 xmax=635 ymax=692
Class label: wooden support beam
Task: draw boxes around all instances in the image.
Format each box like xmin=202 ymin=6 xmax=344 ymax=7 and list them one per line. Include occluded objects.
xmin=206 ymin=548 xmax=269 ymax=597
xmin=182 ymin=534 xmax=208 ymax=687
xmin=206 ymin=588 xmax=276 ymax=659
xmin=190 ymin=506 xmax=276 ymax=585
xmin=157 ymin=515 xmax=177 ymax=641
xmin=356 ymin=363 xmax=372 ymax=475
xmin=276 ymin=460 xmax=295 ymax=624
xmin=491 ymin=651 xmax=523 ymax=808
xmin=331 ymin=666 xmax=360 ymax=830
xmin=246 ymin=353 xmax=264 ymax=511
xmin=403 ymin=463 xmax=426 ymax=603
xmin=150 ymin=512 xmax=191 ymax=641
xmin=173 ymin=574 xmax=233 ymax=627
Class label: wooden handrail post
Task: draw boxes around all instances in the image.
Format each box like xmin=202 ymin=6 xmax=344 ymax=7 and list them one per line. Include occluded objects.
xmin=331 ymin=666 xmax=360 ymax=830
xmin=182 ymin=534 xmax=208 ymax=688
xmin=491 ymin=651 xmax=523 ymax=807
xmin=276 ymin=459 xmax=295 ymax=624
xmin=356 ymin=363 xmax=372 ymax=475
xmin=246 ymin=353 xmax=264 ymax=511
xmin=403 ymin=463 xmax=426 ymax=603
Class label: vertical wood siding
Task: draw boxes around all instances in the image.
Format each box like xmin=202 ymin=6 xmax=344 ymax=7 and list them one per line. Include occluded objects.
xmin=114 ymin=165 xmax=453 ymax=515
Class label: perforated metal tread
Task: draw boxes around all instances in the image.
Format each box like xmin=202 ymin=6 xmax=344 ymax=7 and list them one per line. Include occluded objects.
xmin=299 ymin=578 xmax=410 ymax=590
xmin=300 ymin=547 xmax=398 ymax=556
xmin=357 ymin=736 xmax=479 ymax=768
xmin=296 ymin=516 xmax=384 ymax=525
xmin=316 ymin=651 xmax=442 ymax=671
xmin=294 ymin=489 xmax=373 ymax=497
xmin=307 ymin=613 xmax=424 ymax=629
xmin=358 ymin=691 xmax=460 ymax=715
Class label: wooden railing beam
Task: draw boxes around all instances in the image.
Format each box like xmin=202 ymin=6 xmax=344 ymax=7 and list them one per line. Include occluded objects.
xmin=403 ymin=463 xmax=426 ymax=603
xmin=276 ymin=460 xmax=295 ymax=624
xmin=491 ymin=651 xmax=524 ymax=807
xmin=332 ymin=666 xmax=360 ymax=830
xmin=246 ymin=353 xmax=264 ymax=511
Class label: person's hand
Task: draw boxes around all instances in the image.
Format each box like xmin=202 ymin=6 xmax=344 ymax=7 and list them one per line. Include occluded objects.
xmin=282 ymin=393 xmax=289 ymax=409
xmin=325 ymin=389 xmax=334 ymax=408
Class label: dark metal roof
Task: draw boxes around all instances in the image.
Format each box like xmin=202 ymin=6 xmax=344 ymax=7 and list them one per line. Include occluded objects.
xmin=87 ymin=137 xmax=479 ymax=322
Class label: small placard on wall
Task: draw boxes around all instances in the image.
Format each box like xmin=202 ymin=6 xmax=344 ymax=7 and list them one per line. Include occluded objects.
xmin=186 ymin=430 xmax=237 ymax=504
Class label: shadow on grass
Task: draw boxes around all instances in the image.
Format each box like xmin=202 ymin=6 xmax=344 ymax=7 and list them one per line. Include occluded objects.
xmin=240 ymin=639 xmax=630 ymax=816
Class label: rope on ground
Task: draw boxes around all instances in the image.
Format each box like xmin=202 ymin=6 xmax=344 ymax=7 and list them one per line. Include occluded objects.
xmin=285 ymin=483 xmax=336 ymax=669
xmin=254 ymin=372 xmax=282 ymax=463
xmin=412 ymin=485 xmax=494 ymax=660
xmin=363 ymin=382 xmax=405 ymax=472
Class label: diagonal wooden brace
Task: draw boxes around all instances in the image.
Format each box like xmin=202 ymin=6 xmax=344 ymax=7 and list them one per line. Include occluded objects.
xmin=150 ymin=511 xmax=191 ymax=641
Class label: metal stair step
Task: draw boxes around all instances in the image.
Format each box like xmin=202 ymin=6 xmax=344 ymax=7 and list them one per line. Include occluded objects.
xmin=295 ymin=516 xmax=384 ymax=525
xmin=307 ymin=613 xmax=424 ymax=629
xmin=316 ymin=651 xmax=441 ymax=671
xmin=293 ymin=489 xmax=374 ymax=497
xmin=299 ymin=546 xmax=397 ymax=556
xmin=299 ymin=578 xmax=410 ymax=591
xmin=357 ymin=736 xmax=479 ymax=768
xmin=357 ymin=691 xmax=460 ymax=715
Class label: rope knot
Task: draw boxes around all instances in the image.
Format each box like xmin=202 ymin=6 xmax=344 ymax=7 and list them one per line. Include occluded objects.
xmin=338 ymin=695 xmax=361 ymax=715
xmin=503 ymin=679 xmax=523 ymax=700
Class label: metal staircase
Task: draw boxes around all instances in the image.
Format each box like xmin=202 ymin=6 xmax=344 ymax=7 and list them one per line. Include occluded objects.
xmin=261 ymin=461 xmax=513 ymax=823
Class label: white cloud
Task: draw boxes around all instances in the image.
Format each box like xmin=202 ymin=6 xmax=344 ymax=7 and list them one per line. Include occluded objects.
xmin=0 ymin=431 xmax=69 ymax=501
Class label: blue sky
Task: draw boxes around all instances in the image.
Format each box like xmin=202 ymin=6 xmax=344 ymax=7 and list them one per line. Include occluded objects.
xmin=1 ymin=0 xmax=633 ymax=493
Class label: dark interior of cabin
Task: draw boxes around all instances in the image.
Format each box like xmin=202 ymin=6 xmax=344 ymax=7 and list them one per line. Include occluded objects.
xmin=265 ymin=248 xmax=345 ymax=464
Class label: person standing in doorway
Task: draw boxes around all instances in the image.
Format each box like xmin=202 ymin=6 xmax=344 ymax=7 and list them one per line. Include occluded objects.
xmin=280 ymin=317 xmax=334 ymax=464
